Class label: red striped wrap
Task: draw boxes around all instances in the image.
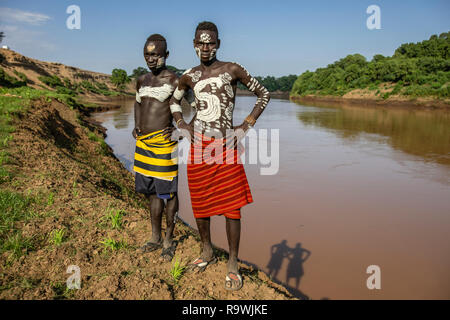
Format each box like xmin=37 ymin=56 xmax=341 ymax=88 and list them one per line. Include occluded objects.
xmin=187 ymin=134 xmax=253 ymax=219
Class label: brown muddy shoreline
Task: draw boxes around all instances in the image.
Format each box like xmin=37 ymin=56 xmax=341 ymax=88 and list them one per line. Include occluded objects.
xmin=237 ymin=88 xmax=289 ymax=99
xmin=290 ymin=94 xmax=450 ymax=110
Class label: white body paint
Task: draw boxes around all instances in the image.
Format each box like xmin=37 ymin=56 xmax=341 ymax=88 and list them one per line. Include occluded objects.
xmin=136 ymin=83 xmax=174 ymax=103
xmin=187 ymin=70 xmax=202 ymax=83
xmin=173 ymin=87 xmax=185 ymax=100
xmin=193 ymin=72 xmax=234 ymax=125
xmin=234 ymin=63 xmax=269 ymax=110
xmin=194 ymin=77 xmax=223 ymax=122
xmin=170 ymin=103 xmax=182 ymax=114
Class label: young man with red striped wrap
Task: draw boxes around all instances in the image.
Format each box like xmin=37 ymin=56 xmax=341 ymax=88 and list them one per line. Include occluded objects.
xmin=167 ymin=21 xmax=270 ymax=291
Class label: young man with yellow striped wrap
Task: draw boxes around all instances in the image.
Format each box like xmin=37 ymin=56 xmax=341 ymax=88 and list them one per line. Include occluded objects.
xmin=133 ymin=34 xmax=181 ymax=261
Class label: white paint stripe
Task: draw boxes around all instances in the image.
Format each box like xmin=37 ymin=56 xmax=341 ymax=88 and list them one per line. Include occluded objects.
xmin=173 ymin=88 xmax=185 ymax=100
xmin=170 ymin=103 xmax=182 ymax=114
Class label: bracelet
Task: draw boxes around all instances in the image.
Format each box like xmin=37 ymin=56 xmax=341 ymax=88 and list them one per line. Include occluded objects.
xmin=176 ymin=118 xmax=184 ymax=127
xmin=244 ymin=115 xmax=256 ymax=127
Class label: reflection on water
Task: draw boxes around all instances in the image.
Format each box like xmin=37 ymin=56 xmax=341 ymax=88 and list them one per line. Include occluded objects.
xmin=297 ymin=104 xmax=450 ymax=166
xmin=92 ymin=97 xmax=450 ymax=299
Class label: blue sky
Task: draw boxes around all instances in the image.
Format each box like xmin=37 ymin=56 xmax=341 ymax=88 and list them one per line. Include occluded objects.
xmin=1 ymin=0 xmax=449 ymax=77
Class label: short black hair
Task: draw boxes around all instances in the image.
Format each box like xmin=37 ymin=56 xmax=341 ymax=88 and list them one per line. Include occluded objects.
xmin=145 ymin=33 xmax=167 ymax=50
xmin=195 ymin=21 xmax=218 ymax=38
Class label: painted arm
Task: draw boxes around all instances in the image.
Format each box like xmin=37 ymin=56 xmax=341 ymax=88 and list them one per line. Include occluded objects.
xmin=231 ymin=63 xmax=270 ymax=130
xmin=168 ymin=75 xmax=194 ymax=141
xmin=132 ymin=77 xmax=143 ymax=139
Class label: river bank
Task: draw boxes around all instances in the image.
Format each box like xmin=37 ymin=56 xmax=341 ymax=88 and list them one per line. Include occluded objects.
xmin=237 ymin=88 xmax=289 ymax=99
xmin=290 ymin=94 xmax=450 ymax=110
xmin=0 ymin=92 xmax=295 ymax=300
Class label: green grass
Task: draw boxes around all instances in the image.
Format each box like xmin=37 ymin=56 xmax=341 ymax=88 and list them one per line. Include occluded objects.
xmin=169 ymin=256 xmax=186 ymax=284
xmin=0 ymin=190 xmax=35 ymax=235
xmin=0 ymin=165 xmax=13 ymax=184
xmin=87 ymin=130 xmax=110 ymax=155
xmin=51 ymin=281 xmax=76 ymax=300
xmin=13 ymin=70 xmax=28 ymax=82
xmin=0 ymin=190 xmax=39 ymax=260
xmin=99 ymin=236 xmax=127 ymax=252
xmin=47 ymin=192 xmax=55 ymax=206
xmin=49 ymin=228 xmax=65 ymax=246
xmin=103 ymin=207 xmax=125 ymax=230
xmin=0 ymin=150 xmax=9 ymax=165
xmin=72 ymin=181 xmax=79 ymax=197
xmin=2 ymin=232 xmax=35 ymax=259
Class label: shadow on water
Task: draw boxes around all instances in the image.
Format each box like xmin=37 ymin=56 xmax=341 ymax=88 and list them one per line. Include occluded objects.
xmin=295 ymin=103 xmax=450 ymax=167
xmin=265 ymin=240 xmax=312 ymax=300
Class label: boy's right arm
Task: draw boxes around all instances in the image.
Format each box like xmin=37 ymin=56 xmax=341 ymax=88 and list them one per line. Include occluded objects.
xmin=133 ymin=76 xmax=142 ymax=139
xmin=169 ymin=75 xmax=190 ymax=128
xmin=168 ymin=74 xmax=195 ymax=141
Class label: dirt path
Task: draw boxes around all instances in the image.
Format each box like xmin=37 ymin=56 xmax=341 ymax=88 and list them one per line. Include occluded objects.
xmin=0 ymin=97 xmax=295 ymax=300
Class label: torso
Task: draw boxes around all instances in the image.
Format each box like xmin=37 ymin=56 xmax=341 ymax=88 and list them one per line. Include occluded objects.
xmin=137 ymin=69 xmax=178 ymax=135
xmin=183 ymin=61 xmax=238 ymax=137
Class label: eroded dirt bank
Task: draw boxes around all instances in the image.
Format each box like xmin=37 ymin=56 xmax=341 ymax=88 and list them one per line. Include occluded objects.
xmin=0 ymin=97 xmax=295 ymax=300
xmin=290 ymin=94 xmax=450 ymax=110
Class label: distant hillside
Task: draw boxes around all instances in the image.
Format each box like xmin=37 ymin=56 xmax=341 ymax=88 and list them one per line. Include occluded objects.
xmin=0 ymin=49 xmax=133 ymax=104
xmin=291 ymin=31 xmax=450 ymax=101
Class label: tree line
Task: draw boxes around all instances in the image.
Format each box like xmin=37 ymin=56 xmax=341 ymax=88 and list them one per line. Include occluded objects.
xmin=290 ymin=31 xmax=450 ymax=99
xmin=123 ymin=66 xmax=297 ymax=92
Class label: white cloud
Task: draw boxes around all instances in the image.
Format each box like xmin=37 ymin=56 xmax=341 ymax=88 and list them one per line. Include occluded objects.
xmin=0 ymin=7 xmax=51 ymax=26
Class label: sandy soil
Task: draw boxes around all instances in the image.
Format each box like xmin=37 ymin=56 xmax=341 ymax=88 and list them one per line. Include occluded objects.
xmin=0 ymin=48 xmax=134 ymax=97
xmin=0 ymin=97 xmax=295 ymax=300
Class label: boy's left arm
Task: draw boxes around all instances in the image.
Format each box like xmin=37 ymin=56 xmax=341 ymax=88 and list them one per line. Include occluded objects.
xmin=231 ymin=63 xmax=270 ymax=131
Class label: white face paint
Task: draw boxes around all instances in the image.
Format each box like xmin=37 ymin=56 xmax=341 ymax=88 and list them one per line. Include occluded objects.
xmin=200 ymin=33 xmax=211 ymax=43
xmin=195 ymin=47 xmax=201 ymax=59
xmin=209 ymin=48 xmax=217 ymax=61
xmin=156 ymin=56 xmax=165 ymax=68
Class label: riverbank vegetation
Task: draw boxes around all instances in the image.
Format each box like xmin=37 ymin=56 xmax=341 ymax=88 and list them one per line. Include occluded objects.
xmin=291 ymin=32 xmax=450 ymax=99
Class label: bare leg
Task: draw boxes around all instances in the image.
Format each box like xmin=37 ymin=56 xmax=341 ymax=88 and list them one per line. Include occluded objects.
xmin=225 ymin=217 xmax=241 ymax=274
xmin=195 ymin=217 xmax=214 ymax=260
xmin=163 ymin=194 xmax=178 ymax=249
xmin=148 ymin=194 xmax=164 ymax=244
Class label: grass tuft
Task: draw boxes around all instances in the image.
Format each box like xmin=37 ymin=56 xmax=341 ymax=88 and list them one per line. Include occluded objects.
xmin=169 ymin=256 xmax=186 ymax=284
xmin=49 ymin=228 xmax=65 ymax=246
xmin=99 ymin=236 xmax=127 ymax=252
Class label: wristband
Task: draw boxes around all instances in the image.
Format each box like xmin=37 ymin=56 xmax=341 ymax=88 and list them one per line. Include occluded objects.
xmin=176 ymin=119 xmax=184 ymax=127
xmin=170 ymin=103 xmax=182 ymax=114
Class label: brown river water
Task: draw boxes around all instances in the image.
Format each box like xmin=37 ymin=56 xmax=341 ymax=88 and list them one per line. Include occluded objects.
xmin=91 ymin=96 xmax=450 ymax=300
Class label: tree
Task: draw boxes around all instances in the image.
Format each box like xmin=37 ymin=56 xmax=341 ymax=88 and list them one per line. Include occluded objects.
xmin=167 ymin=65 xmax=185 ymax=76
xmin=0 ymin=32 xmax=4 ymax=44
xmin=131 ymin=67 xmax=147 ymax=78
xmin=111 ymin=68 xmax=130 ymax=89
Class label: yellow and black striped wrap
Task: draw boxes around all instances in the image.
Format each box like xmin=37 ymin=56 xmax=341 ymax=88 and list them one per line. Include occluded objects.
xmin=133 ymin=130 xmax=178 ymax=181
